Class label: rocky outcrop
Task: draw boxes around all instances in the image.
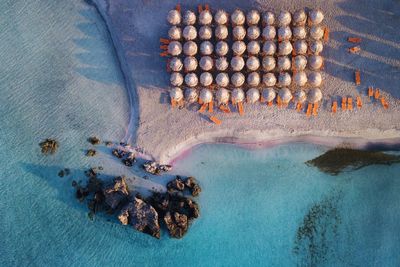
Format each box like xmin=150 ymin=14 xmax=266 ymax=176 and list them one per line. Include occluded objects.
xmin=167 ymin=177 xmax=185 ymax=192
xmin=118 ymin=197 xmax=161 ymax=239
xmin=185 ymin=177 xmax=201 ymax=197
xmin=167 ymin=176 xmax=201 ymax=197
xmin=143 ymin=161 xmax=172 ymax=175
xmin=164 ymin=212 xmax=188 ymax=238
xmin=103 ymin=176 xmax=129 ymax=210
xmin=39 ymin=139 xmax=58 ymax=154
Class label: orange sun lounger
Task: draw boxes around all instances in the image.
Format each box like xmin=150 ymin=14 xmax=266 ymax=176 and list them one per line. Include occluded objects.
xmin=342 ymin=97 xmax=347 ymax=110
xmin=368 ymin=87 xmax=374 ymax=98
xmin=208 ymin=101 xmax=213 ymax=113
xmin=198 ymin=103 xmax=207 ymax=113
xmin=306 ymin=103 xmax=312 ymax=117
xmin=348 ymin=37 xmax=361 ymax=43
xmin=355 ymin=70 xmax=361 ymax=85
xmin=238 ymin=102 xmax=244 ymax=116
xmin=356 ymin=96 xmax=362 ymax=109
xmin=348 ymin=97 xmax=353 ymax=111
xmin=209 ymin=116 xmax=222 ymax=125
xmin=332 ymin=101 xmax=338 ymax=113
xmin=374 ymin=88 xmax=380 ymax=99
xmin=219 ymin=105 xmax=231 ymax=113
xmin=312 ymin=103 xmax=319 ymax=116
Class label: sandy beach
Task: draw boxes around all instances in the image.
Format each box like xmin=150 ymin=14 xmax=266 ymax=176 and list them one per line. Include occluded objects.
xmin=92 ymin=0 xmax=400 ymax=163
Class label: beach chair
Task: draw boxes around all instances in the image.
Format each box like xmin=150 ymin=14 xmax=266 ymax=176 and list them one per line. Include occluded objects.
xmin=198 ymin=4 xmax=203 ymax=13
xmin=374 ymin=88 xmax=380 ymax=99
xmin=348 ymin=46 xmax=361 ymax=53
xmin=219 ymin=104 xmax=231 ymax=113
xmin=355 ymin=70 xmax=361 ymax=85
xmin=296 ymin=102 xmax=302 ymax=112
xmin=277 ymin=96 xmax=282 ymax=108
xmin=368 ymin=87 xmax=373 ymax=99
xmin=175 ymin=4 xmax=181 ymax=12
xmin=159 ymin=38 xmax=170 ymax=44
xmin=209 ymin=116 xmax=222 ymax=125
xmin=348 ymin=37 xmax=361 ymax=43
xmin=205 ymin=4 xmax=210 ymax=11
xmin=199 ymin=103 xmax=207 ymax=113
xmin=381 ymin=97 xmax=389 ymax=109
xmin=348 ymin=97 xmax=353 ymax=111
xmin=312 ymin=103 xmax=319 ymax=116
xmin=208 ymin=101 xmax=213 ymax=113
xmin=332 ymin=101 xmax=337 ymax=113
xmin=323 ymin=27 xmax=330 ymax=42
xmin=306 ymin=103 xmax=312 ymax=117
xmin=238 ymin=102 xmax=244 ymax=116
xmin=267 ymin=101 xmax=273 ymax=107
xmin=356 ymin=96 xmax=362 ymax=109
xmin=342 ymin=97 xmax=347 ymax=110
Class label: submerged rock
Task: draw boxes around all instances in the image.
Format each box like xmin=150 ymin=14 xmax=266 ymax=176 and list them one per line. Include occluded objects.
xmin=86 ymin=149 xmax=97 ymax=157
xmin=103 ymin=176 xmax=129 ymax=210
xmin=118 ymin=197 xmax=161 ymax=239
xmin=306 ymin=148 xmax=400 ymax=175
xmin=88 ymin=136 xmax=101 ymax=145
xmin=39 ymin=139 xmax=58 ymax=155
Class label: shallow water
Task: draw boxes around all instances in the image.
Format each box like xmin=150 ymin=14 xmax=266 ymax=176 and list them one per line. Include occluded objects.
xmin=1 ymin=1 xmax=400 ymax=266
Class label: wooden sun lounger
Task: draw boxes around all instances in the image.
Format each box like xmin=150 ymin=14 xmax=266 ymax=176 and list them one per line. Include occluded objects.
xmin=198 ymin=103 xmax=207 ymax=113
xmin=296 ymin=102 xmax=302 ymax=112
xmin=332 ymin=101 xmax=337 ymax=113
xmin=356 ymin=96 xmax=362 ymax=109
xmin=381 ymin=97 xmax=389 ymax=109
xmin=349 ymin=46 xmax=361 ymax=53
xmin=348 ymin=97 xmax=353 ymax=111
xmin=277 ymin=96 xmax=282 ymax=108
xmin=159 ymin=38 xmax=170 ymax=44
xmin=267 ymin=101 xmax=273 ymax=107
xmin=312 ymin=103 xmax=319 ymax=116
xmin=374 ymin=88 xmax=380 ymax=99
xmin=208 ymin=101 xmax=213 ymax=113
xmin=198 ymin=5 xmax=203 ymax=13
xmin=160 ymin=45 xmax=168 ymax=50
xmin=160 ymin=51 xmax=169 ymax=57
xmin=205 ymin=4 xmax=210 ymax=11
xmin=348 ymin=37 xmax=361 ymax=43
xmin=175 ymin=4 xmax=181 ymax=12
xmin=171 ymin=99 xmax=176 ymax=108
xmin=209 ymin=116 xmax=222 ymax=125
xmin=355 ymin=70 xmax=361 ymax=85
xmin=342 ymin=97 xmax=347 ymax=110
xmin=306 ymin=103 xmax=312 ymax=117
xmin=238 ymin=102 xmax=244 ymax=116
xmin=368 ymin=87 xmax=374 ymax=98
xmin=219 ymin=105 xmax=231 ymax=113
xmin=323 ymin=27 xmax=330 ymax=42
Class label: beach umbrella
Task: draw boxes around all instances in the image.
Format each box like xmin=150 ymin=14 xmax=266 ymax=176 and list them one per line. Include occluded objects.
xmin=200 ymin=41 xmax=214 ymax=55
xmin=246 ymin=56 xmax=260 ymax=71
xmin=262 ymin=41 xmax=276 ymax=55
xmin=199 ymin=56 xmax=213 ymax=71
xmin=232 ymin=41 xmax=246 ymax=56
xmin=215 ymin=25 xmax=228 ymax=40
xmin=293 ymin=26 xmax=307 ymax=39
xmin=277 ymin=56 xmax=291 ymax=71
xmin=216 ymin=88 xmax=230 ymax=105
xmin=169 ymin=57 xmax=183 ymax=72
xmin=185 ymin=73 xmax=198 ymax=87
xmin=199 ymin=10 xmax=212 ymax=25
xmin=293 ymin=55 xmax=307 ymax=71
xmin=168 ymin=26 xmax=182 ymax=40
xmin=310 ymin=26 xmax=324 ymax=40
xmin=183 ymin=41 xmax=197 ymax=56
xmin=168 ymin=41 xmax=182 ymax=56
xmin=231 ymin=88 xmax=245 ymax=103
xmin=308 ymin=88 xmax=323 ymax=103
xmin=215 ymin=10 xmax=229 ymax=25
xmin=184 ymin=56 xmax=198 ymax=72
xmin=278 ymin=40 xmax=293 ymax=56
xmin=262 ymin=26 xmax=276 ymax=40
xmin=278 ymin=87 xmax=292 ymax=104
xmin=231 ymin=56 xmax=245 ymax=72
xmin=309 ymin=40 xmax=324 ymax=54
xmin=215 ymin=57 xmax=229 ymax=71
xmin=308 ymin=72 xmax=322 ymax=87
xmin=247 ymin=10 xmax=261 ymax=25
xmin=262 ymin=11 xmax=275 ymax=26
xmin=308 ymin=55 xmax=324 ymax=70
xmin=247 ymin=88 xmax=260 ymax=103
xmin=277 ymin=11 xmax=291 ymax=27
xmin=183 ymin=25 xmax=197 ymax=40
xmin=199 ymin=88 xmax=213 ymax=103
xmin=262 ymin=56 xmax=276 ymax=72
xmin=263 ymin=73 xmax=277 ymax=87
xmin=200 ymin=72 xmax=213 ymax=86
xmin=233 ymin=26 xmax=246 ymax=40
xmin=262 ymin=88 xmax=276 ymax=102
xmin=278 ymin=72 xmax=292 ymax=87
xmin=170 ymin=72 xmax=183 ymax=86
xmin=169 ymin=87 xmax=183 ymax=102
xmin=294 ymin=89 xmax=307 ymax=103
xmin=199 ymin=26 xmax=212 ymax=40
xmin=247 ymin=26 xmax=261 ymax=40
xmin=167 ymin=9 xmax=181 ymax=25
xmin=293 ymin=40 xmax=308 ymax=55
xmin=184 ymin=87 xmax=198 ymax=103
xmin=183 ymin=10 xmax=196 ymax=25
xmin=216 ymin=73 xmax=229 ymax=87
xmin=247 ymin=72 xmax=261 ymax=87
xmin=215 ymin=41 xmax=229 ymax=56
xmin=309 ymin=9 xmax=324 ymax=25
xmin=293 ymin=10 xmax=307 ymax=26
xmin=247 ymin=41 xmax=260 ymax=55
xmin=231 ymin=72 xmax=245 ymax=87
xmin=293 ymin=71 xmax=308 ymax=87
xmin=231 ymin=9 xmax=245 ymax=26
xmin=278 ymin=26 xmax=292 ymax=41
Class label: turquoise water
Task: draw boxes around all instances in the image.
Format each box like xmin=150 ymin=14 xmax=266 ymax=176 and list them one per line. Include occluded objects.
xmin=1 ymin=0 xmax=400 ymax=266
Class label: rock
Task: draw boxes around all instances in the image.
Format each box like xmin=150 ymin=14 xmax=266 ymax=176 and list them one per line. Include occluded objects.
xmin=103 ymin=176 xmax=129 ymax=210
xmin=39 ymin=139 xmax=58 ymax=155
xmin=164 ymin=212 xmax=188 ymax=238
xmin=185 ymin=198 xmax=200 ymax=219
xmin=122 ymin=152 xmax=136 ymax=166
xmin=191 ymin=185 xmax=201 ymax=197
xmin=84 ymin=168 xmax=97 ymax=178
xmin=86 ymin=149 xmax=96 ymax=157
xmin=112 ymin=149 xmax=125 ymax=158
xmin=184 ymin=177 xmax=201 ymax=196
xmin=159 ymin=164 xmax=172 ymax=172
xmin=88 ymin=136 xmax=101 ymax=145
xmin=105 ymin=141 xmax=113 ymax=147
xmin=64 ymin=168 xmax=70 ymax=175
xmin=143 ymin=161 xmax=160 ymax=175
xmin=58 ymin=170 xmax=64 ymax=177
xmin=76 ymin=186 xmax=89 ymax=202
xmin=118 ymin=197 xmax=161 ymax=239
xmin=71 ymin=180 xmax=77 ymax=187
xmin=167 ymin=177 xmax=185 ymax=192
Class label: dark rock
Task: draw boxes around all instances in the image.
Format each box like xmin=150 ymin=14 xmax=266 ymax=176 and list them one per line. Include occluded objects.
xmin=64 ymin=168 xmax=70 ymax=176
xmin=167 ymin=177 xmax=185 ymax=192
xmin=84 ymin=168 xmax=97 ymax=178
xmin=98 ymin=166 xmax=103 ymax=170
xmin=104 ymin=141 xmax=113 ymax=147
xmin=76 ymin=186 xmax=89 ymax=202
xmin=159 ymin=164 xmax=172 ymax=172
xmin=118 ymin=197 xmax=161 ymax=239
xmin=86 ymin=149 xmax=97 ymax=157
xmin=58 ymin=170 xmax=65 ymax=178
xmin=184 ymin=177 xmax=201 ymax=196
xmin=112 ymin=149 xmax=126 ymax=158
xmin=39 ymin=139 xmax=58 ymax=155
xmin=88 ymin=136 xmax=101 ymax=145
xmin=103 ymin=176 xmax=129 ymax=210
xmin=164 ymin=212 xmax=188 ymax=238
xmin=71 ymin=180 xmax=77 ymax=187
xmin=191 ymin=185 xmax=201 ymax=197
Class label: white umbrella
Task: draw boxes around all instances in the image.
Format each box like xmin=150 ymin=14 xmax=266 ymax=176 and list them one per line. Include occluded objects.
xmin=278 ymin=41 xmax=293 ymax=56
xmin=215 ymin=41 xmax=229 ymax=56
xmin=183 ymin=10 xmax=196 ymax=25
xmin=262 ymin=56 xmax=276 ymax=72
xmin=262 ymin=41 xmax=276 ymax=55
xmin=309 ymin=9 xmax=324 ymax=25
xmin=262 ymin=88 xmax=276 ymax=102
xmin=215 ymin=25 xmax=228 ymax=40
xmin=247 ymin=26 xmax=261 ymax=40
xmin=200 ymin=41 xmax=214 ymax=55
xmin=233 ymin=26 xmax=246 ymax=40
xmin=215 ymin=10 xmax=228 ymax=25
xmin=184 ymin=56 xmax=198 ymax=72
xmin=263 ymin=73 xmax=277 ymax=87
xmin=232 ymin=41 xmax=246 ymax=56
xmin=309 ymin=40 xmax=324 ymax=54
xmin=170 ymin=72 xmax=183 ymax=86
xmin=310 ymin=26 xmax=324 ymax=40
xmin=185 ymin=73 xmax=198 ymax=87
xmin=308 ymin=55 xmax=324 ymax=70
xmin=170 ymin=87 xmax=183 ymax=102
xmin=308 ymin=88 xmax=323 ymax=103
xmin=167 ymin=9 xmax=181 ymax=25
xmin=278 ymin=72 xmax=292 ymax=87
xmin=247 ymin=72 xmax=261 ymax=87
xmin=293 ymin=10 xmax=307 ymax=26
xmin=169 ymin=57 xmax=183 ymax=72
xmin=293 ymin=71 xmax=307 ymax=87
xmin=277 ymin=11 xmax=291 ymax=26
xmin=183 ymin=25 xmax=197 ymax=40
xmin=247 ymin=88 xmax=260 ymax=103
xmin=246 ymin=56 xmax=260 ymax=71
xmin=184 ymin=87 xmax=198 ymax=103
xmin=231 ymin=88 xmax=245 ymax=103
xmin=199 ymin=88 xmax=213 ymax=103
xmin=293 ymin=55 xmax=307 ymax=71
xmin=216 ymin=87 xmax=230 ymax=105
xmin=247 ymin=41 xmax=260 ymax=55
xmin=168 ymin=26 xmax=182 ymax=40
xmin=277 ymin=56 xmax=291 ymax=71
xmin=278 ymin=88 xmax=292 ymax=103
xmin=293 ymin=26 xmax=307 ymax=39
xmin=295 ymin=90 xmax=307 ymax=103
xmin=199 ymin=26 xmax=212 ymax=40
xmin=293 ymin=40 xmax=307 ymax=55
xmin=183 ymin=41 xmax=197 ymax=56
xmin=200 ymin=72 xmax=213 ymax=86
xmin=231 ymin=72 xmax=245 ymax=87
xmin=199 ymin=56 xmax=213 ymax=71
xmin=199 ymin=10 xmax=212 ymax=25
xmin=215 ymin=57 xmax=229 ymax=71
xmin=168 ymin=41 xmax=182 ymax=56
xmin=262 ymin=11 xmax=275 ymax=25
xmin=262 ymin=26 xmax=276 ymax=40
xmin=247 ymin=10 xmax=260 ymax=25
xmin=231 ymin=56 xmax=245 ymax=72
xmin=278 ymin=26 xmax=292 ymax=41
xmin=308 ymin=72 xmax=322 ymax=87
xmin=231 ymin=9 xmax=245 ymax=26
xmin=216 ymin=73 xmax=229 ymax=87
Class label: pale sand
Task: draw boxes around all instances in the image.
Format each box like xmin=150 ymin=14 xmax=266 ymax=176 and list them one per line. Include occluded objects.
xmin=93 ymin=0 xmax=400 ymax=164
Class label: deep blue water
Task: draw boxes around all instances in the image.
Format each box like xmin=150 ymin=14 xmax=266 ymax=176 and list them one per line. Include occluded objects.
xmin=1 ymin=1 xmax=400 ymax=266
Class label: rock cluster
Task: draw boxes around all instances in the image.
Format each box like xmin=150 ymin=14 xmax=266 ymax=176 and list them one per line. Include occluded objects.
xmin=143 ymin=161 xmax=172 ymax=175
xmin=88 ymin=136 xmax=101 ymax=145
xmin=39 ymin=139 xmax=59 ymax=154
xmin=167 ymin=176 xmax=201 ymax=197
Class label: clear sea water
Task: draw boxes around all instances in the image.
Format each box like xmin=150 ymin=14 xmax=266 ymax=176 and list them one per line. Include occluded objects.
xmin=1 ymin=1 xmax=400 ymax=266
